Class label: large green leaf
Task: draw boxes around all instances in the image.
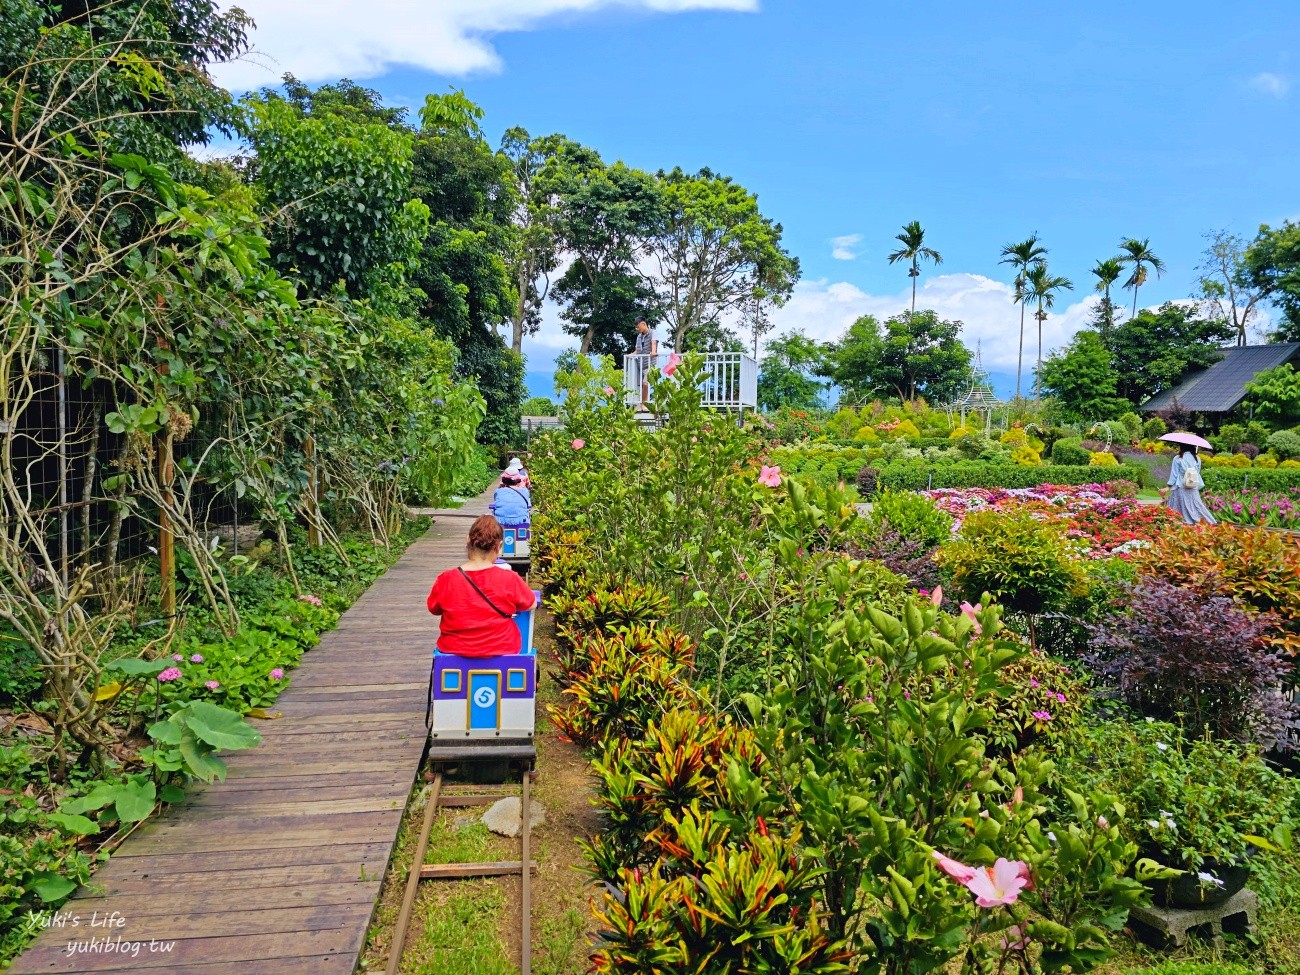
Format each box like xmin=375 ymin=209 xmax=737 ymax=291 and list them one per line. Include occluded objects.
xmin=112 ymin=779 xmax=157 ymax=823
xmin=178 ymin=734 xmax=228 ymax=783
xmin=106 ymin=657 xmax=168 ymax=676
xmin=32 ymin=873 xmax=77 ymax=903
xmin=181 ymin=702 xmax=262 ymax=751
xmin=45 ymin=812 xmax=99 ymax=836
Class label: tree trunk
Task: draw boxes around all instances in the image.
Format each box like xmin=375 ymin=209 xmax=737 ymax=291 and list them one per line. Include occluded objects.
xmin=580 ymin=323 xmax=595 ymax=354
xmin=911 ymin=264 xmax=918 ymax=315
xmin=1035 ymin=304 xmax=1044 ymax=403
xmin=1132 ymin=284 xmax=1139 ymax=320
xmin=1015 ymin=303 xmax=1026 ymax=400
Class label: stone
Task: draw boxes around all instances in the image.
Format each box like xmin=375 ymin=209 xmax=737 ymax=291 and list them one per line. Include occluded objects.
xmin=481 ymin=796 xmax=546 ymax=838
xmin=1128 ymin=887 xmax=1258 ymax=948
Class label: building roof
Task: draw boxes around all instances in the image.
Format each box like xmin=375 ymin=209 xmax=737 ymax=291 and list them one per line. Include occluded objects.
xmin=1141 ymin=343 xmax=1300 ymax=414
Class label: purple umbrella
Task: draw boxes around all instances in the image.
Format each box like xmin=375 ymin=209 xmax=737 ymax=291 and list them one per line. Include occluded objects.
xmin=1158 ymin=431 xmax=1214 ymax=451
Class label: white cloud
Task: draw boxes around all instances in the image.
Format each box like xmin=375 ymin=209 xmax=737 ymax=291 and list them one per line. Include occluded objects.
xmin=213 ymin=0 xmax=759 ymax=90
xmin=766 ymin=273 xmax=1100 ymax=376
xmin=830 ymin=234 xmax=862 ymax=261
xmin=1248 ymin=72 xmax=1290 ymax=98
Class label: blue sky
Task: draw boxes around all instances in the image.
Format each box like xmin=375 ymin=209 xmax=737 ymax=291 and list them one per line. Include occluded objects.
xmin=214 ymin=1 xmax=1299 ymax=397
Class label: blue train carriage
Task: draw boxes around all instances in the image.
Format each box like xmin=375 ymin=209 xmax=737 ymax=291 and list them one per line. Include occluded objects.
xmin=429 ymin=589 xmax=541 ymax=740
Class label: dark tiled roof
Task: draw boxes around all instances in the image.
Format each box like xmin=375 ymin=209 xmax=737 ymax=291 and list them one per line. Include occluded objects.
xmin=1141 ymin=343 xmax=1300 ymax=414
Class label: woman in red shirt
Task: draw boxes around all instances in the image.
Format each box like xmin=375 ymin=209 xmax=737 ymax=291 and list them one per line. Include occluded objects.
xmin=427 ymin=516 xmax=536 ymax=657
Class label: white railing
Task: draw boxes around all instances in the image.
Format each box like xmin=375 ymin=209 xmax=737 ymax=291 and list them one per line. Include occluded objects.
xmin=622 ymin=352 xmax=758 ymax=411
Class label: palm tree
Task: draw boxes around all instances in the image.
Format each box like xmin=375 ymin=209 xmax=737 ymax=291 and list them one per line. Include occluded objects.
xmin=1118 ymin=238 xmax=1166 ymax=319
xmin=887 ymin=221 xmax=942 ymax=316
xmin=1023 ymin=263 xmax=1074 ymax=402
xmin=999 ymin=235 xmax=1047 ymax=400
xmin=1090 ymin=256 xmax=1124 ymax=337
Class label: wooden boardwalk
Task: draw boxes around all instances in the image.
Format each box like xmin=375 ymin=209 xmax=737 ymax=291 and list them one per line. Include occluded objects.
xmin=10 ymin=494 xmax=492 ymax=974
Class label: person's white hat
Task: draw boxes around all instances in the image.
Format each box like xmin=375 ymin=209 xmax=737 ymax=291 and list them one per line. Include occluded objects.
xmin=507 ymin=458 xmax=523 ymax=471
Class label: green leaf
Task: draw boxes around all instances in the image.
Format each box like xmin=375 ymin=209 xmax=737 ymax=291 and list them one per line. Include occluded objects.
xmin=113 ymin=779 xmax=157 ymax=823
xmin=160 ymin=784 xmax=186 ymax=805
xmin=179 ymin=735 xmax=228 ymax=783
xmin=32 ymin=873 xmax=77 ymax=903
xmin=46 ymin=812 xmax=99 ymax=835
xmin=107 ymin=657 xmax=168 ymax=676
xmin=148 ymin=716 xmax=184 ymax=745
xmin=181 ymin=701 xmax=262 ymax=751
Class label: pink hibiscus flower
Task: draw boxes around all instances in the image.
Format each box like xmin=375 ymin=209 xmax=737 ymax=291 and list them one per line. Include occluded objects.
xmin=964 ymin=858 xmax=1032 ymax=907
xmin=758 ymin=465 xmax=782 ymax=488
xmin=931 ymin=850 xmax=975 ymax=883
xmin=959 ymin=601 xmax=983 ymax=636
xmin=571 ymin=439 xmax=585 ymax=450
xmin=662 ymin=353 xmax=683 ymax=376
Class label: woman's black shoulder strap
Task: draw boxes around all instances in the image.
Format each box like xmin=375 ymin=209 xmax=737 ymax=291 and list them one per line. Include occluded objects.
xmin=457 ymin=568 xmax=511 ymax=618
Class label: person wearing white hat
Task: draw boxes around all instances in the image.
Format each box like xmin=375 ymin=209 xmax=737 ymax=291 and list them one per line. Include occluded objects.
xmin=504 ymin=457 xmax=529 ymax=487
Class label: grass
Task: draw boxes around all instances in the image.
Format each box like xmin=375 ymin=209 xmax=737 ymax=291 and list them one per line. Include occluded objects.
xmin=403 ymin=882 xmax=514 ymax=975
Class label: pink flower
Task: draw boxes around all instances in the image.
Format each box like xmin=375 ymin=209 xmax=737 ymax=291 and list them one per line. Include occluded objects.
xmin=172 ymin=654 xmax=184 ymax=662
xmin=1031 ymin=710 xmax=1052 ymax=722
xmin=269 ymin=667 xmax=285 ymax=681
xmin=157 ymin=667 xmax=182 ymax=683
xmin=1000 ymin=925 xmax=1030 ymax=951
xmin=662 ymin=353 xmax=682 ymax=376
xmin=571 ymin=439 xmax=585 ymax=450
xmin=932 ymin=850 xmax=976 ymax=883
xmin=298 ymin=594 xmax=323 ymax=607
xmin=965 ymin=858 xmax=1032 ymax=907
xmin=758 ymin=465 xmax=782 ymax=488
xmin=1097 ymin=815 xmax=1109 ymax=828
xmin=602 ymin=386 xmax=615 ymax=395
xmin=190 ymin=653 xmax=204 ymax=663
xmin=1029 ymin=679 xmax=1039 ymax=688
xmin=959 ymin=601 xmax=983 ymax=636
xmin=930 ymin=585 xmax=943 ymax=606
xmin=205 ymin=680 xmax=221 ymax=691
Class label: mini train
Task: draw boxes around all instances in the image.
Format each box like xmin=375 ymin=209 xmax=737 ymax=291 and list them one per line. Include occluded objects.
xmin=427 ymin=587 xmax=541 ymax=746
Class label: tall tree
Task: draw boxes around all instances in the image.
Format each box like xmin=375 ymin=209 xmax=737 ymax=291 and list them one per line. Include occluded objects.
xmin=887 ymin=220 xmax=942 ymax=315
xmin=1242 ymin=221 xmax=1300 ymax=342
xmin=1090 ymin=256 xmax=1123 ymax=336
xmin=1022 ymin=264 xmax=1073 ymax=402
xmin=408 ymin=91 xmax=524 ymax=444
xmin=999 ymin=235 xmax=1047 ymax=400
xmin=499 ymin=127 xmax=560 ymax=355
xmin=539 ymin=142 xmax=662 ymax=353
xmin=1038 ymin=331 xmax=1128 ymax=422
xmin=552 ymin=267 xmax=659 ymax=358
xmin=757 ymin=331 xmax=827 ymax=411
xmin=824 ymin=311 xmax=971 ymax=403
xmin=643 ymin=167 xmax=799 ymax=351
xmin=1102 ymin=302 xmax=1235 ymax=404
xmin=1118 ymin=237 xmax=1166 ymax=319
xmin=1196 ymin=230 xmax=1266 ymax=348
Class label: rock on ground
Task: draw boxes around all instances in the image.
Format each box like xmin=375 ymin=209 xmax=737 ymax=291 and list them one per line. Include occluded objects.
xmin=481 ymin=796 xmax=546 ymax=838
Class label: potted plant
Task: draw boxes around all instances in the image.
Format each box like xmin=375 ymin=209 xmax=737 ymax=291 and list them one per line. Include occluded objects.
xmin=1052 ymin=713 xmax=1288 ymax=907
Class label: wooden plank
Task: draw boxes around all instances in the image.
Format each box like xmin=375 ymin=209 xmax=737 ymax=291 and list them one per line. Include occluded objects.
xmin=438 ymin=794 xmax=515 ymax=807
xmin=7 ymin=500 xmax=503 ymax=975
xmin=419 ymin=861 xmax=537 ymax=879
xmin=385 ymin=775 xmax=440 ymax=975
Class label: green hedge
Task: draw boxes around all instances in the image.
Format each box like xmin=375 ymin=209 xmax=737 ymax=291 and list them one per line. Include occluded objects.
xmin=1050 ymin=438 xmax=1091 ymax=466
xmin=1202 ymin=467 xmax=1300 ymax=491
xmin=876 ymin=460 xmax=1150 ymax=492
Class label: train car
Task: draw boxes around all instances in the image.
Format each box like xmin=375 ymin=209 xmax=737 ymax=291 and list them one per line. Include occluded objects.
xmin=428 ymin=589 xmax=541 ymax=744
xmin=489 ymin=502 xmax=531 ymax=574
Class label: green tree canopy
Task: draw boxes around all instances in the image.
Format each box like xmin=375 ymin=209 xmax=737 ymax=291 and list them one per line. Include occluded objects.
xmin=1102 ymin=302 xmax=1234 ymax=404
xmin=824 ymin=311 xmax=971 ymax=404
xmin=1243 ymin=221 xmax=1300 ymax=341
xmin=1038 ymin=331 xmax=1129 ymax=423
xmin=645 ymin=167 xmax=799 ymax=351
xmin=1244 ymin=364 xmax=1300 ymax=426
xmin=757 ymin=331 xmax=827 ymax=411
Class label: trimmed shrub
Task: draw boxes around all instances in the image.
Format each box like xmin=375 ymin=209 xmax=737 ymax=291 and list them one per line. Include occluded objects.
xmin=1141 ymin=416 xmax=1167 ymax=439
xmin=1010 ymin=445 xmax=1040 ymax=466
xmin=1201 ymin=467 xmax=1300 ymax=491
xmin=866 ymin=489 xmax=954 ymax=547
xmin=1233 ymin=442 xmax=1260 ymax=459
xmin=875 ymin=460 xmax=1150 ymax=492
xmin=1266 ymin=429 xmax=1300 ymax=460
xmin=1217 ymin=423 xmax=1248 ymax=451
xmin=1088 ymin=451 xmax=1119 ymax=466
xmin=1254 ymin=453 xmax=1278 ymax=468
xmin=1118 ymin=412 xmax=1142 ymax=438
xmin=854 ymin=464 xmax=878 ymax=499
xmin=1050 ymin=438 xmax=1091 ymax=466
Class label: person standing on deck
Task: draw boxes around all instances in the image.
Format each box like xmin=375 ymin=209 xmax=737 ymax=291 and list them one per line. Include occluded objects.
xmin=630 ymin=316 xmax=657 ymax=411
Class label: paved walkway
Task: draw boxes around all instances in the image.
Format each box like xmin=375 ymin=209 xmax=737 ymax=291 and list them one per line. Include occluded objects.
xmin=10 ymin=492 xmax=493 ymax=975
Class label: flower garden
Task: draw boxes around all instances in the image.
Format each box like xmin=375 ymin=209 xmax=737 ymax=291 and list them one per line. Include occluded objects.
xmin=526 ymin=357 xmax=1300 ymax=975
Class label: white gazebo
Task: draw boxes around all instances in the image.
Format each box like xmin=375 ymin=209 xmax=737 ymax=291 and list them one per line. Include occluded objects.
xmin=951 ymin=344 xmax=1003 ymax=435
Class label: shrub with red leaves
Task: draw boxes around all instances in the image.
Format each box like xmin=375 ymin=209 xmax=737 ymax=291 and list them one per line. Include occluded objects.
xmin=1087 ymin=578 xmax=1297 ymax=750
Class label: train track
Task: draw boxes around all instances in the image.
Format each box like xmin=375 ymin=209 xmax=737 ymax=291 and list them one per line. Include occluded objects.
xmin=386 ymin=769 xmax=537 ymax=975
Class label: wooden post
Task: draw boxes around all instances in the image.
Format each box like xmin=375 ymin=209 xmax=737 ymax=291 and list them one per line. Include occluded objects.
xmin=305 ymin=434 xmax=321 ymax=547
xmin=520 ymin=769 xmax=532 ymax=975
xmin=158 ymin=429 xmax=175 ymax=617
